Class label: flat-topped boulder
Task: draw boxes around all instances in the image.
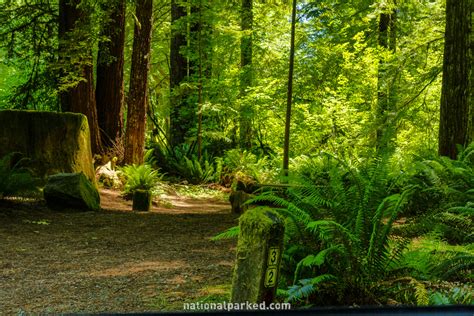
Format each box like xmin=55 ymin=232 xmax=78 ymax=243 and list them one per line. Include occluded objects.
xmin=0 ymin=110 xmax=95 ymax=184
xmin=44 ymin=172 xmax=100 ymax=211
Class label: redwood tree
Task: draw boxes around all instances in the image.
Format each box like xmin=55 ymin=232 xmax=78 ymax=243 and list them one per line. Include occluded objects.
xmin=438 ymin=0 xmax=472 ymax=159
xmin=96 ymin=0 xmax=126 ymax=150
xmin=58 ymin=0 xmax=101 ymax=154
xmin=169 ymin=0 xmax=189 ymax=147
xmin=124 ymin=0 xmax=153 ymax=164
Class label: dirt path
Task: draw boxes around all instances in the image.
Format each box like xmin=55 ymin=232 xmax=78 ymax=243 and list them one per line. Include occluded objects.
xmin=0 ymin=189 xmax=238 ymax=314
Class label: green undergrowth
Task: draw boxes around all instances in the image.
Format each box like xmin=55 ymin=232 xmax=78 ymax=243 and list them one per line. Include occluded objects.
xmin=165 ymin=184 xmax=228 ymax=201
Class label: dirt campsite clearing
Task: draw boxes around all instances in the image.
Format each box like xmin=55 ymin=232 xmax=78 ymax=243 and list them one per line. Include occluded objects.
xmin=0 ymin=189 xmax=238 ymax=314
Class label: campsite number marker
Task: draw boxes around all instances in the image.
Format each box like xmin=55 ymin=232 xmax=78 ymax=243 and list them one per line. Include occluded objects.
xmin=264 ymin=247 xmax=280 ymax=287
xmin=267 ymin=247 xmax=279 ymax=267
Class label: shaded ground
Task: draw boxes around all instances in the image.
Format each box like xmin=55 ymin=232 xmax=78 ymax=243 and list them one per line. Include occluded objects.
xmin=0 ymin=189 xmax=238 ymax=314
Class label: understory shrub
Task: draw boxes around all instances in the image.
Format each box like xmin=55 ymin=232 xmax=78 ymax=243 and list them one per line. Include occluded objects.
xmin=119 ymin=164 xmax=163 ymax=196
xmin=253 ymin=156 xmax=418 ymax=306
xmin=249 ymin=153 xmax=471 ymax=306
xmin=148 ymin=143 xmax=221 ymax=184
xmin=218 ymin=149 xmax=277 ymax=188
xmin=0 ymin=152 xmax=38 ymax=199
xmin=395 ymin=144 xmax=474 ymax=243
xmin=214 ymin=151 xmax=473 ymax=306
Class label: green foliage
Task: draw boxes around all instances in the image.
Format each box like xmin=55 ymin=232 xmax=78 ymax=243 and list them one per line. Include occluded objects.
xmin=218 ymin=149 xmax=277 ymax=187
xmin=429 ymin=285 xmax=474 ymax=305
xmin=0 ymin=0 xmax=58 ymax=109
xmin=148 ymin=142 xmax=221 ymax=184
xmin=249 ymin=155 xmax=418 ymax=305
xmin=249 ymin=152 xmax=473 ymax=306
xmin=211 ymin=226 xmax=240 ymax=241
xmin=0 ymin=152 xmax=38 ymax=199
xmin=119 ymin=164 xmax=163 ymax=194
xmin=395 ymin=144 xmax=474 ymax=243
xmin=397 ymin=236 xmax=473 ymax=283
xmin=173 ymin=155 xmax=221 ymax=185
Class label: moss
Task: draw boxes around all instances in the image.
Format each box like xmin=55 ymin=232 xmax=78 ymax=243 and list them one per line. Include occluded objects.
xmin=231 ymin=208 xmax=285 ymax=304
xmin=44 ymin=172 xmax=100 ymax=211
xmin=238 ymin=207 xmax=283 ymax=245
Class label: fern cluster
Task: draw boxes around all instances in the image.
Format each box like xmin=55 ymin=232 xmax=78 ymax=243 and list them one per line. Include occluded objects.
xmin=119 ymin=164 xmax=163 ymax=194
xmin=248 ymin=152 xmax=473 ymax=306
xmin=217 ymin=149 xmax=277 ymax=188
xmin=172 ymin=155 xmax=221 ymax=185
xmin=395 ymin=143 xmax=474 ymax=243
xmin=0 ymin=152 xmax=38 ymax=199
xmin=215 ymin=150 xmax=473 ymax=306
xmin=265 ymin=155 xmax=415 ymax=305
xmin=147 ymin=143 xmax=221 ymax=184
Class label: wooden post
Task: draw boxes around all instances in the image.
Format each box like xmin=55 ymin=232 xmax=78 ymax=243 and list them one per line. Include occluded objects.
xmin=231 ymin=207 xmax=285 ymax=304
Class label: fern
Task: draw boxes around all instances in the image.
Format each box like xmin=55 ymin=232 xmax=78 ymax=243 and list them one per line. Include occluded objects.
xmin=433 ymin=252 xmax=474 ymax=281
xmin=0 ymin=152 xmax=38 ymax=199
xmin=248 ymin=155 xmax=417 ymax=305
xmin=412 ymin=279 xmax=430 ymax=305
xmin=293 ymin=246 xmax=344 ymax=284
xmin=399 ymin=145 xmax=474 ymax=243
xmin=119 ymin=164 xmax=163 ymax=194
xmin=287 ymin=275 xmax=337 ymax=303
xmin=211 ymin=226 xmax=240 ymax=241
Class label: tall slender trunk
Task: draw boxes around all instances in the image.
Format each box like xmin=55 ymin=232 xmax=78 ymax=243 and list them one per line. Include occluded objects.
xmin=124 ymin=0 xmax=153 ymax=164
xmin=58 ymin=0 xmax=102 ymax=154
xmin=239 ymin=0 xmax=253 ymax=149
xmin=96 ymin=0 xmax=126 ymax=150
xmin=170 ymin=0 xmax=189 ymax=147
xmin=376 ymin=5 xmax=397 ymax=154
xmin=470 ymin=1 xmax=474 ymax=145
xmin=439 ymin=0 xmax=471 ymax=158
xmin=197 ymin=0 xmax=203 ymax=159
xmin=283 ymin=0 xmax=297 ymax=176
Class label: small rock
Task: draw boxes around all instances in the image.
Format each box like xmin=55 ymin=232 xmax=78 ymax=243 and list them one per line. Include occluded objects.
xmin=96 ymin=161 xmax=122 ymax=188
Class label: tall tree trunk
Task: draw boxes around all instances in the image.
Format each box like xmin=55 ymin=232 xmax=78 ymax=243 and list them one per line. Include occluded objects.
xmin=439 ymin=0 xmax=471 ymax=159
xmin=239 ymin=0 xmax=253 ymax=149
xmin=376 ymin=5 xmax=397 ymax=153
xmin=58 ymin=0 xmax=101 ymax=154
xmin=170 ymin=0 xmax=190 ymax=147
xmin=96 ymin=0 xmax=126 ymax=150
xmin=196 ymin=0 xmax=203 ymax=159
xmin=124 ymin=0 xmax=153 ymax=164
xmin=283 ymin=0 xmax=297 ymax=176
xmin=470 ymin=1 xmax=474 ymax=145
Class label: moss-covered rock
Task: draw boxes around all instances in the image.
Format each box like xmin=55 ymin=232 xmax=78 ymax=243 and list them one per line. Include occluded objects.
xmin=44 ymin=172 xmax=100 ymax=211
xmin=0 ymin=110 xmax=95 ymax=184
xmin=231 ymin=208 xmax=285 ymax=304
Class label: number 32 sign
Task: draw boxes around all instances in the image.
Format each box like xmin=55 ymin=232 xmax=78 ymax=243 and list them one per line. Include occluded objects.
xmin=264 ymin=247 xmax=280 ymax=287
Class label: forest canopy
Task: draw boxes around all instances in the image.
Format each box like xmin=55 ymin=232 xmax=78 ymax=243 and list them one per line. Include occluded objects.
xmin=0 ymin=0 xmax=455 ymax=167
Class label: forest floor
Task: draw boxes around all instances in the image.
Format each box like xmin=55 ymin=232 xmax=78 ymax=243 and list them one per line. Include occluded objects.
xmin=0 ymin=188 xmax=238 ymax=314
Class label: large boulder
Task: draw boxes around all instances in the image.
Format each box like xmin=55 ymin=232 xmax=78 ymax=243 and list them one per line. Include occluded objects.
xmin=0 ymin=110 xmax=96 ymax=184
xmin=44 ymin=173 xmax=100 ymax=211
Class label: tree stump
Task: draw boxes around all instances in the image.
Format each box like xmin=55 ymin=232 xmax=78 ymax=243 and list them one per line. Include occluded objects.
xmin=132 ymin=189 xmax=152 ymax=212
